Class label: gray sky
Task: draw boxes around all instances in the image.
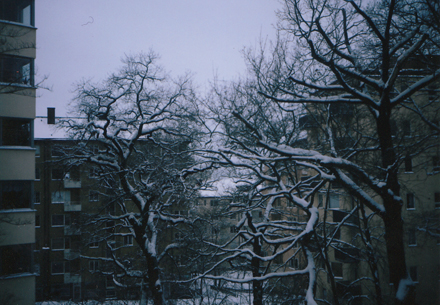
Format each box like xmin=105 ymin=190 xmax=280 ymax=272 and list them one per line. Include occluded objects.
xmin=35 ymin=0 xmax=280 ymax=124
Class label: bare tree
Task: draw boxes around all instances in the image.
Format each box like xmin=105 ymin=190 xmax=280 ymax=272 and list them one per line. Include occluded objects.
xmin=227 ymin=0 xmax=439 ymax=304
xmin=61 ymin=52 xmax=204 ymax=305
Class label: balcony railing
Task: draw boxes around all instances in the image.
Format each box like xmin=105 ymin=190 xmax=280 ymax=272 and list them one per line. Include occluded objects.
xmin=64 ymin=273 xmax=81 ymax=284
xmin=64 ymin=179 xmax=81 ymax=188
xmin=64 ymin=249 xmax=80 ymax=260
xmin=64 ymin=225 xmax=81 ymax=236
xmin=64 ymin=201 xmax=81 ymax=212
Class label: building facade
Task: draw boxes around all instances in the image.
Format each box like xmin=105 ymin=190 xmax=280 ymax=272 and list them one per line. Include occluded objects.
xmin=0 ymin=1 xmax=36 ymax=304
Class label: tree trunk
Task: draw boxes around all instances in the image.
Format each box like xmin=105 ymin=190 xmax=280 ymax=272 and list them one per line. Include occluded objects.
xmin=145 ymin=253 xmax=165 ymax=305
xmin=377 ymin=109 xmax=415 ymax=305
xmin=252 ymin=236 xmax=263 ymax=305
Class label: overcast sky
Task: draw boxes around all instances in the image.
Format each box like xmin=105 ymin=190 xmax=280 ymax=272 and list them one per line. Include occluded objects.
xmin=35 ymin=0 xmax=280 ymax=124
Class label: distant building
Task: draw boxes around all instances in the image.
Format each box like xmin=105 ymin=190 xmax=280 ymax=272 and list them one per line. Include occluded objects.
xmin=0 ymin=1 xmax=37 ymax=304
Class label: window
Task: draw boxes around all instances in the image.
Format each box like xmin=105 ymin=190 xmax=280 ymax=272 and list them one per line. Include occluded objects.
xmin=435 ymin=193 xmax=440 ymax=209
xmin=106 ymin=276 xmax=115 ymax=289
xmin=408 ymin=229 xmax=417 ymax=246
xmin=230 ymin=226 xmax=238 ymax=233
xmin=331 ymin=262 xmax=343 ymax=278
xmin=52 ymin=190 xmax=69 ymax=204
xmin=123 ymin=235 xmax=133 ymax=246
xmin=51 ymin=261 xmax=69 ymax=275
xmin=0 ymin=180 xmax=32 ymax=210
xmin=402 ymin=120 xmax=411 ymax=136
xmin=35 ymin=168 xmax=40 ymax=180
xmin=34 ymin=191 xmax=40 ymax=204
xmin=210 ymin=199 xmax=219 ymax=206
xmin=51 ymin=146 xmax=64 ymax=158
xmin=0 ymin=55 xmax=33 ymax=85
xmin=433 ymin=156 xmax=440 ymax=172
xmin=89 ymin=260 xmax=99 ymax=272
xmin=0 ymin=0 xmax=34 ymax=25
xmin=407 ymin=193 xmax=415 ymax=210
xmin=51 ymin=169 xmax=64 ymax=180
xmin=89 ymin=167 xmax=99 ymax=178
xmin=35 ymin=215 xmax=40 ymax=227
xmin=329 ymin=194 xmax=339 ymax=209
xmin=89 ymin=241 xmax=99 ymax=248
xmin=89 ymin=191 xmax=99 ymax=202
xmin=290 ymin=258 xmax=299 ymax=269
xmin=0 ymin=118 xmax=32 ymax=146
xmin=409 ymin=266 xmax=418 ymax=282
xmin=51 ymin=237 xmax=70 ymax=250
xmin=51 ymin=214 xmax=70 ymax=227
xmin=0 ymin=244 xmax=33 ymax=276
xmin=35 ymin=145 xmax=40 ymax=157
xmin=318 ymin=194 xmax=323 ymax=208
xmin=404 ymin=156 xmax=412 ymax=172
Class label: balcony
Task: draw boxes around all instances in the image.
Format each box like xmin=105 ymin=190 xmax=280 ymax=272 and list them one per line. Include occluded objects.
xmin=64 ymin=249 xmax=80 ymax=260
xmin=64 ymin=201 xmax=81 ymax=212
xmin=64 ymin=225 xmax=81 ymax=236
xmin=64 ymin=179 xmax=81 ymax=188
xmin=64 ymin=273 xmax=81 ymax=284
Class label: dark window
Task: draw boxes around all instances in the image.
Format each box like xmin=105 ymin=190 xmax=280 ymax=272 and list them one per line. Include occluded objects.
xmin=0 ymin=244 xmax=33 ymax=276
xmin=407 ymin=193 xmax=415 ymax=209
xmin=408 ymin=229 xmax=417 ymax=246
xmin=89 ymin=260 xmax=99 ymax=272
xmin=51 ymin=261 xmax=64 ymax=275
xmin=0 ymin=118 xmax=32 ymax=146
xmin=331 ymin=262 xmax=343 ymax=278
xmin=433 ymin=156 xmax=440 ymax=172
xmin=51 ymin=169 xmax=64 ymax=180
xmin=405 ymin=156 xmax=412 ymax=172
xmin=89 ymin=191 xmax=99 ymax=202
xmin=123 ymin=235 xmax=133 ymax=246
xmin=409 ymin=266 xmax=418 ymax=282
xmin=402 ymin=120 xmax=411 ymax=136
xmin=34 ymin=191 xmax=40 ymax=204
xmin=0 ymin=0 xmax=34 ymax=25
xmin=89 ymin=242 xmax=99 ymax=248
xmin=210 ymin=199 xmax=219 ymax=206
xmin=35 ymin=168 xmax=40 ymax=180
xmin=35 ymin=145 xmax=40 ymax=157
xmin=35 ymin=214 xmax=40 ymax=227
xmin=435 ymin=193 xmax=440 ymax=209
xmin=51 ymin=146 xmax=64 ymax=157
xmin=51 ymin=237 xmax=70 ymax=250
xmin=52 ymin=214 xmax=69 ymax=227
xmin=0 ymin=55 xmax=33 ymax=85
xmin=0 ymin=180 xmax=32 ymax=209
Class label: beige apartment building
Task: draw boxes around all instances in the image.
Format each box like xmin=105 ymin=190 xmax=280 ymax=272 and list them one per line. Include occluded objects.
xmin=0 ymin=0 xmax=36 ymax=304
xmin=305 ymin=76 xmax=440 ymax=303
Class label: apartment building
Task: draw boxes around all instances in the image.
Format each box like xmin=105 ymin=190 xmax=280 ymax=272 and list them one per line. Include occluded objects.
xmin=302 ymin=74 xmax=440 ymax=303
xmin=34 ymin=138 xmax=146 ymax=301
xmin=0 ymin=1 xmax=36 ymax=304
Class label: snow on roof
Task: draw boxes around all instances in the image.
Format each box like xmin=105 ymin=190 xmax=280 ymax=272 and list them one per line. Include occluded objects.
xmin=34 ymin=118 xmax=68 ymax=139
xmin=198 ymin=177 xmax=243 ymax=198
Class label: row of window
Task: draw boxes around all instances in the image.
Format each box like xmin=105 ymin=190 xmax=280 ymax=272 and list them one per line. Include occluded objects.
xmin=35 ymin=168 xmax=99 ymax=180
xmin=34 ymin=190 xmax=99 ymax=205
xmin=406 ymin=192 xmax=440 ymax=210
